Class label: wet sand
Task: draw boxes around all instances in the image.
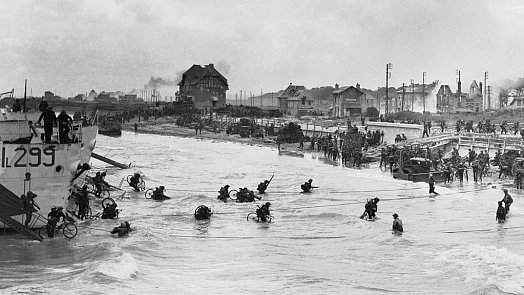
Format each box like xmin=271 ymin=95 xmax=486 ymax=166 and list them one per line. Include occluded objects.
xmin=122 ymin=118 xmax=304 ymax=152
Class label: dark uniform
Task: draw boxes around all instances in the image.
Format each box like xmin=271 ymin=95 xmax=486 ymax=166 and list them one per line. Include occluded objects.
xmin=257 ymin=180 xmax=269 ymax=194
xmin=301 ymin=179 xmax=313 ymax=193
xmin=429 ymin=174 xmax=439 ymax=195
xmin=57 ymin=110 xmax=73 ymax=143
xmin=111 ymin=221 xmax=131 ymax=237
xmin=256 ymin=202 xmax=271 ymax=222
xmin=37 ymin=106 xmax=57 ymax=143
xmin=496 ymin=201 xmax=506 ymax=223
xmin=217 ymin=185 xmax=230 ymax=202
xmin=47 ymin=207 xmax=66 ymax=237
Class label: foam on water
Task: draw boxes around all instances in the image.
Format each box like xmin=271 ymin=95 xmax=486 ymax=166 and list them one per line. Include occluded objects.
xmin=96 ymin=252 xmax=139 ymax=280
xmin=5 ymin=131 xmax=524 ymax=294
xmin=438 ymin=243 xmax=524 ymax=294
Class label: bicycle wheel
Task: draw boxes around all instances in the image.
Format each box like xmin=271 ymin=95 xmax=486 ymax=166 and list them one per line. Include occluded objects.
xmin=145 ymin=189 xmax=153 ymax=199
xmin=137 ymin=179 xmax=146 ymax=191
xmin=62 ymin=223 xmax=78 ymax=239
xmin=102 ymin=197 xmax=115 ymax=209
xmin=100 ymin=189 xmax=110 ymax=198
xmin=126 ymin=175 xmax=132 ymax=185
xmin=228 ymin=189 xmax=238 ymax=200
xmin=246 ymin=212 xmax=257 ymax=221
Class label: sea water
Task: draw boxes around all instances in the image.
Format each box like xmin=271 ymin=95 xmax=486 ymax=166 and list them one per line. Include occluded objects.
xmin=1 ymin=131 xmax=524 ymax=294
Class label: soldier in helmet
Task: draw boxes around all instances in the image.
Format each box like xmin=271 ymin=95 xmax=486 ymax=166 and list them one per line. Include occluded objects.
xmin=20 ymin=191 xmax=40 ymax=227
xmin=152 ymin=186 xmax=169 ymax=201
xmin=111 ymin=221 xmax=131 ymax=237
xmin=46 ymin=206 xmax=66 ymax=237
xmin=256 ymin=202 xmax=272 ymax=222
xmin=129 ymin=173 xmax=142 ymax=191
xmin=301 ymin=179 xmax=314 ymax=193
xmin=257 ymin=179 xmax=270 ymax=194
xmin=217 ymin=185 xmax=230 ymax=202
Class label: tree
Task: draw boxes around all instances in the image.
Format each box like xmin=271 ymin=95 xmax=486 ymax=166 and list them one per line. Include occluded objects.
xmin=365 ymin=107 xmax=379 ymax=118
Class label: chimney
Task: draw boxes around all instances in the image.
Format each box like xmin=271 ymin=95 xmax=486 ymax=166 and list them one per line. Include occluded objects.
xmin=356 ymin=83 xmax=360 ymax=90
xmin=207 ymin=64 xmax=214 ymax=69
xmin=335 ymin=83 xmax=339 ymax=90
xmin=479 ymin=82 xmax=483 ymax=94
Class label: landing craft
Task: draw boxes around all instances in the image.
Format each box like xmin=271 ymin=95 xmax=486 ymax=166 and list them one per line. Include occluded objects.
xmin=392 ymin=157 xmax=446 ymax=182
xmin=0 ymin=94 xmax=97 ymax=240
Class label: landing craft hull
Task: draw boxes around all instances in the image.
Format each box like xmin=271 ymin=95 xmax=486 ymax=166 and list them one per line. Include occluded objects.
xmin=0 ymin=109 xmax=97 ymax=228
xmin=392 ymin=156 xmax=446 ymax=183
xmin=392 ymin=169 xmax=446 ymax=182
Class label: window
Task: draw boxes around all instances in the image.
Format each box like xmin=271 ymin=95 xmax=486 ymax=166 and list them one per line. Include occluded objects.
xmin=302 ymin=97 xmax=306 ymax=105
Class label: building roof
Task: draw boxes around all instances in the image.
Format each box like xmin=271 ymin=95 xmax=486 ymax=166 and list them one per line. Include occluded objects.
xmin=178 ymin=64 xmax=229 ymax=87
xmin=437 ymin=85 xmax=453 ymax=96
xmin=395 ymin=85 xmax=428 ymax=94
xmin=470 ymin=80 xmax=479 ymax=89
xmin=332 ymin=86 xmax=364 ymax=95
xmin=360 ymin=89 xmax=377 ymax=99
xmin=277 ymin=84 xmax=314 ymax=101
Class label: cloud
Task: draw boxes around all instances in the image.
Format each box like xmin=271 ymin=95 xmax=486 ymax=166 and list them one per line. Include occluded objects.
xmin=0 ymin=0 xmax=523 ymax=98
xmin=215 ymin=60 xmax=231 ymax=75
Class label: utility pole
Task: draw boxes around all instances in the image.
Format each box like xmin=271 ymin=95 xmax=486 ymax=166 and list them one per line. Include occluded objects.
xmin=401 ymin=83 xmax=405 ymax=111
xmin=456 ymin=70 xmax=461 ymax=108
xmin=385 ymin=63 xmax=393 ymax=115
xmin=411 ymin=79 xmax=414 ymax=112
xmin=484 ymin=71 xmax=489 ymax=111
xmin=488 ymin=86 xmax=492 ymax=111
xmin=422 ymin=72 xmax=426 ymax=113
xmin=261 ymin=89 xmax=263 ymax=107
xmin=393 ymin=87 xmax=398 ymax=113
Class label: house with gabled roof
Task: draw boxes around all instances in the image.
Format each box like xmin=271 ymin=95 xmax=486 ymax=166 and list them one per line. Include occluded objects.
xmin=508 ymin=88 xmax=524 ymax=106
xmin=277 ymin=84 xmax=314 ymax=117
xmin=177 ymin=64 xmax=229 ymax=110
xmin=331 ymin=84 xmax=365 ymax=117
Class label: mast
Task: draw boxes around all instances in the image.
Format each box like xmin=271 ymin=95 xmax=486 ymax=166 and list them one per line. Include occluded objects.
xmin=23 ymin=79 xmax=27 ymax=117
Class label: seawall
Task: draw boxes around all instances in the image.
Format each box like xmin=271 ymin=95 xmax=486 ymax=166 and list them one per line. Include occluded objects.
xmin=366 ymin=122 xmax=424 ymax=144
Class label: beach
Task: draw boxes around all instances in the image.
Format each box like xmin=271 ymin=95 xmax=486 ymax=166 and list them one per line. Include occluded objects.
xmin=122 ymin=117 xmax=312 ymax=153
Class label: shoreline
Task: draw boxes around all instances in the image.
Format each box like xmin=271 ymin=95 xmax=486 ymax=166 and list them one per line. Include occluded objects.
xmin=122 ymin=120 xmax=514 ymax=189
xmin=122 ymin=120 xmax=305 ymax=152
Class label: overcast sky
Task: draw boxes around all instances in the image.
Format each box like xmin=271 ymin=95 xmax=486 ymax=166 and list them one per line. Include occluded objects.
xmin=1 ymin=0 xmax=523 ymax=98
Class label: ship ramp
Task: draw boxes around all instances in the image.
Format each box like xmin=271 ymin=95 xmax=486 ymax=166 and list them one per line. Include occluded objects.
xmin=91 ymin=152 xmax=130 ymax=169
xmin=0 ymin=211 xmax=43 ymax=242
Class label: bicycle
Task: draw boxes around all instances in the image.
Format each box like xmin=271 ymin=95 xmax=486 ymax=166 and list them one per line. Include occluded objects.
xmin=38 ymin=221 xmax=78 ymax=240
xmin=145 ymin=188 xmax=169 ymax=200
xmin=228 ymin=189 xmax=238 ymax=201
xmin=86 ymin=182 xmax=110 ymax=198
xmin=126 ymin=175 xmax=146 ymax=192
xmin=246 ymin=212 xmax=273 ymax=223
xmin=76 ymin=197 xmax=116 ymax=220
xmin=84 ymin=176 xmax=111 ymax=198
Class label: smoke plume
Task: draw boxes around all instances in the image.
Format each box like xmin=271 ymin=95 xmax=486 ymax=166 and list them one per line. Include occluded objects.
xmin=144 ymin=76 xmax=178 ymax=89
xmin=215 ymin=60 xmax=231 ymax=75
